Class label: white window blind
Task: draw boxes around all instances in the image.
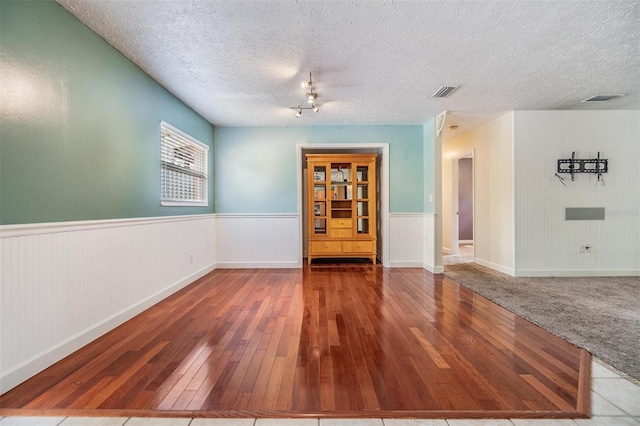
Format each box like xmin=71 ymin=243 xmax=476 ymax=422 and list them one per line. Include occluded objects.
xmin=160 ymin=121 xmax=209 ymax=207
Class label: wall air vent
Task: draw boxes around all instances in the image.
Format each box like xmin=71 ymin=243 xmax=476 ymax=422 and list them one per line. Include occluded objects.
xmin=580 ymin=94 xmax=625 ymax=102
xmin=431 ymin=86 xmax=459 ymax=98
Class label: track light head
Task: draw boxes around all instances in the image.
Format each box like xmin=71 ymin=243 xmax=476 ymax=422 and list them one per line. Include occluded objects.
xmin=312 ymin=105 xmax=319 ymax=113
xmin=295 ymin=110 xmax=302 ymax=118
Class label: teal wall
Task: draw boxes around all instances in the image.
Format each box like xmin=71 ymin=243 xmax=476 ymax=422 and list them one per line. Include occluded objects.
xmin=423 ymin=118 xmax=436 ymax=213
xmin=214 ymin=126 xmax=424 ymax=213
xmin=0 ymin=0 xmax=214 ymax=225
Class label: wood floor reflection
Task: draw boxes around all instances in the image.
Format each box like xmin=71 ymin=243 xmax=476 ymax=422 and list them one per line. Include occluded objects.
xmin=0 ymin=266 xmax=590 ymax=418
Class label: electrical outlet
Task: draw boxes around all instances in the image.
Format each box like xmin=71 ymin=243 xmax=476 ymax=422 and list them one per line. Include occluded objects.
xmin=579 ymin=245 xmax=591 ymax=254
xmin=190 ymin=253 xmax=194 ymax=263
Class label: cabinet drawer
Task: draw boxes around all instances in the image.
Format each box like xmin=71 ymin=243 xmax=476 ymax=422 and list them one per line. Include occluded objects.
xmin=331 ymin=219 xmax=352 ymax=229
xmin=342 ymin=241 xmax=374 ymax=253
xmin=331 ymin=228 xmax=353 ymax=238
xmin=309 ymin=241 xmax=343 ymax=254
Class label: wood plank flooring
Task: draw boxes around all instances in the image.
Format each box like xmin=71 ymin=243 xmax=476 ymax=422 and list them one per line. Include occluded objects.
xmin=0 ymin=266 xmax=590 ymax=418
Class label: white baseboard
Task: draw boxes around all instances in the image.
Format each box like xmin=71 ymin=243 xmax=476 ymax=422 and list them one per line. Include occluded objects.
xmin=442 ymin=247 xmax=452 ymax=255
xmin=388 ymin=261 xmax=424 ymax=268
xmin=514 ymin=269 xmax=640 ymax=277
xmin=474 ymin=258 xmax=515 ymax=276
xmin=1 ymin=263 xmax=216 ymax=394
xmin=216 ymin=261 xmax=301 ymax=269
xmin=459 ymin=240 xmax=474 ymax=245
xmin=424 ymin=262 xmax=444 ymax=274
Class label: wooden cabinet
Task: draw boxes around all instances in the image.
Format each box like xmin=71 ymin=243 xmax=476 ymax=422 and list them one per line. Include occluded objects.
xmin=306 ymin=153 xmax=377 ymax=264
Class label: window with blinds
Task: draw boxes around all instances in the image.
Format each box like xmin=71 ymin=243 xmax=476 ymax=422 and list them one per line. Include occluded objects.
xmin=160 ymin=121 xmax=209 ymax=206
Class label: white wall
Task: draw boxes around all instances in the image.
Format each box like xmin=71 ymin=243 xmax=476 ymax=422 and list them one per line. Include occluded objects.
xmin=513 ymin=110 xmax=640 ymax=276
xmin=423 ymin=213 xmax=440 ymax=273
xmin=442 ymin=113 xmax=515 ymax=274
xmin=0 ymin=215 xmax=216 ymax=393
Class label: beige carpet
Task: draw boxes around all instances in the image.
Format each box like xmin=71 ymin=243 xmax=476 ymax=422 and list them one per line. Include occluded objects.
xmin=444 ymin=262 xmax=640 ymax=381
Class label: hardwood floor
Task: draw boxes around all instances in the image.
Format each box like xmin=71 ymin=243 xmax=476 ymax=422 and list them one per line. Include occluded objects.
xmin=0 ymin=266 xmax=590 ymax=418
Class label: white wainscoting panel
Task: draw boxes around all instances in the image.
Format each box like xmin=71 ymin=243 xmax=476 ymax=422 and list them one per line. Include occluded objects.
xmin=388 ymin=213 xmax=425 ymax=268
xmin=423 ymin=213 xmax=443 ymax=273
xmin=215 ymin=214 xmax=301 ymax=268
xmin=0 ymin=214 xmax=216 ymax=393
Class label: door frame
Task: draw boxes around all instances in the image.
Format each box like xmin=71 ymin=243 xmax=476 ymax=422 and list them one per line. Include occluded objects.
xmin=451 ymin=150 xmax=474 ymax=256
xmin=296 ymin=143 xmax=390 ymax=267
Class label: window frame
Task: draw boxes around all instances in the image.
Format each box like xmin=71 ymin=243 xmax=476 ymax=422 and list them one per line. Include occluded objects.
xmin=160 ymin=121 xmax=209 ymax=207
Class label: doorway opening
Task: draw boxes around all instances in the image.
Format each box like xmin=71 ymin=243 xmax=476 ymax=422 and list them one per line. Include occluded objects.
xmin=443 ymin=152 xmax=474 ymax=265
xmin=296 ymin=143 xmax=390 ymax=267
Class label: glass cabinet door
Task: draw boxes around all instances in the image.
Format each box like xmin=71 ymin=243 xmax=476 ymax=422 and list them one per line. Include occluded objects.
xmin=311 ymin=164 xmax=327 ymax=236
xmin=330 ymin=162 xmax=353 ymax=225
xmin=329 ymin=162 xmax=352 ymax=200
xmin=355 ymin=165 xmax=371 ymax=235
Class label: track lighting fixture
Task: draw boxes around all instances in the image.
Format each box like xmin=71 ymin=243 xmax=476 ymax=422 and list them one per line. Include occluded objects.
xmin=291 ymin=104 xmax=319 ymax=117
xmin=290 ymin=71 xmax=320 ymax=118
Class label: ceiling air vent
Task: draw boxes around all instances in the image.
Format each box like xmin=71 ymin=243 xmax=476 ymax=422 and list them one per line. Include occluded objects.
xmin=431 ymin=86 xmax=459 ymax=98
xmin=580 ymin=94 xmax=625 ymax=102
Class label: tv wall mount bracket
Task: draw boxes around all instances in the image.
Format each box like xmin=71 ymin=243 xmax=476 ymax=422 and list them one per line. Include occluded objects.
xmin=557 ymin=151 xmax=608 ymax=182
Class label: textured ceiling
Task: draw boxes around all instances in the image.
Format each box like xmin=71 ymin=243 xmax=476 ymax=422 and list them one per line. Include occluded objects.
xmin=57 ymin=0 xmax=639 ymax=132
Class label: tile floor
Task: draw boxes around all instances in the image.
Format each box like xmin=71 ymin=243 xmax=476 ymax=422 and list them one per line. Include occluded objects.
xmin=1 ymin=359 xmax=638 ymax=426
xmin=442 ymin=244 xmax=474 ymax=266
